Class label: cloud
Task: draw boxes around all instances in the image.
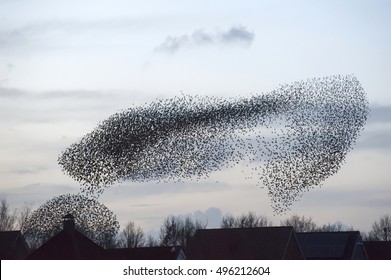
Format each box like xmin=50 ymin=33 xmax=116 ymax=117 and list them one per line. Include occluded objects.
xmin=0 ymin=18 xmax=133 ymax=36
xmin=107 ymin=180 xmax=230 ymax=198
xmin=179 ymin=207 xmax=224 ymax=229
xmin=0 ymin=17 xmax=142 ymax=53
xmin=354 ymin=105 xmax=391 ymax=150
xmin=193 ymin=207 xmax=224 ymax=229
xmin=0 ymin=28 xmax=26 ymax=49
xmin=155 ymin=25 xmax=254 ymax=53
xmin=0 ymin=87 xmax=25 ymax=98
xmin=0 ymin=183 xmax=78 ymax=209
xmin=0 ymin=86 xmax=139 ymax=125
xmin=302 ymin=187 xmax=391 ymax=209
xmin=356 ymin=130 xmax=391 ymax=150
xmin=367 ymin=105 xmax=391 ymax=124
xmin=155 ymin=35 xmax=189 ymax=53
xmin=220 ymin=26 xmax=255 ymax=43
xmin=9 ymin=166 xmax=48 ymax=175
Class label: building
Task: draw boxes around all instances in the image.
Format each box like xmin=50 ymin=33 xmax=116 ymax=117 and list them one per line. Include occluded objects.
xmin=364 ymin=241 xmax=391 ymax=260
xmin=296 ymin=231 xmax=368 ymax=259
xmin=187 ymin=226 xmax=304 ymax=259
xmin=27 ymin=214 xmax=107 ymax=260
xmin=26 ymin=213 xmax=186 ymax=260
xmin=106 ymin=246 xmax=186 ymax=260
xmin=0 ymin=230 xmax=30 ymax=260
xmin=24 ymin=214 xmax=385 ymax=260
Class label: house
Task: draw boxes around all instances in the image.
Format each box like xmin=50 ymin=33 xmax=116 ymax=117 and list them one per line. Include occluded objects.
xmin=364 ymin=241 xmax=391 ymax=260
xmin=27 ymin=214 xmax=107 ymax=260
xmin=186 ymin=226 xmax=304 ymax=259
xmin=26 ymin=213 xmax=186 ymax=260
xmin=106 ymin=246 xmax=186 ymax=260
xmin=296 ymin=231 xmax=368 ymax=260
xmin=0 ymin=230 xmax=30 ymax=260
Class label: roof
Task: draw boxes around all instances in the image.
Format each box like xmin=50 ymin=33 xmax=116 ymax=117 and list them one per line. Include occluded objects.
xmin=187 ymin=226 xmax=304 ymax=260
xmin=106 ymin=246 xmax=186 ymax=260
xmin=297 ymin=231 xmax=368 ymax=260
xmin=27 ymin=227 xmax=107 ymax=260
xmin=0 ymin=231 xmax=30 ymax=260
xmin=364 ymin=241 xmax=391 ymax=260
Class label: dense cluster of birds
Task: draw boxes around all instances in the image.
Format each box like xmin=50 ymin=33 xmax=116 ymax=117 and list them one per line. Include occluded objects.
xmin=58 ymin=75 xmax=369 ymax=213
xmin=22 ymin=194 xmax=119 ymax=246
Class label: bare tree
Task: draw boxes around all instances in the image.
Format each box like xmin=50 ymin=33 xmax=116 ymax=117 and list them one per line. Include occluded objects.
xmin=318 ymin=223 xmax=348 ymax=232
xmin=0 ymin=198 xmax=17 ymax=231
xmin=221 ymin=212 xmax=273 ymax=228
xmin=159 ymin=216 xmax=183 ymax=247
xmin=146 ymin=235 xmax=159 ymax=247
xmin=101 ymin=232 xmax=120 ymax=249
xmin=118 ymin=221 xmax=145 ymax=248
xmin=366 ymin=214 xmax=391 ymax=241
xmin=181 ymin=217 xmax=206 ymax=247
xmin=17 ymin=203 xmax=33 ymax=231
xmin=221 ymin=214 xmax=236 ymax=228
xmin=159 ymin=215 xmax=206 ymax=247
xmin=280 ymin=215 xmax=317 ymax=232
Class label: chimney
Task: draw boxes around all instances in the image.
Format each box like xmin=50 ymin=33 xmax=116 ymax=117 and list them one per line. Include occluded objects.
xmin=63 ymin=213 xmax=75 ymax=230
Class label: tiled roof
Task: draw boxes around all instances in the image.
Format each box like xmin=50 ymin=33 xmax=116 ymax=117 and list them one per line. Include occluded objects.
xmin=27 ymin=227 xmax=106 ymax=260
xmin=187 ymin=226 xmax=303 ymax=260
xmin=297 ymin=231 xmax=368 ymax=259
xmin=364 ymin=241 xmax=391 ymax=260
xmin=0 ymin=231 xmax=30 ymax=260
xmin=106 ymin=246 xmax=185 ymax=260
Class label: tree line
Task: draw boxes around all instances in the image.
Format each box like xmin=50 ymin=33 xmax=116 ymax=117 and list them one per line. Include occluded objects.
xmin=1 ymin=198 xmax=390 ymax=250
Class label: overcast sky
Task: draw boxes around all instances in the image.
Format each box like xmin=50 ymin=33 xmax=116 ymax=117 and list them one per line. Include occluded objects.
xmin=0 ymin=0 xmax=390 ymax=235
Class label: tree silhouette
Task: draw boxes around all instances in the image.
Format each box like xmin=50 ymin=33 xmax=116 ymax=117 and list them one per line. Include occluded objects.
xmin=280 ymin=215 xmax=318 ymax=232
xmin=318 ymin=222 xmax=354 ymax=232
xmin=159 ymin=215 xmax=206 ymax=247
xmin=118 ymin=221 xmax=145 ymax=248
xmin=16 ymin=203 xmax=33 ymax=232
xmin=22 ymin=194 xmax=119 ymax=249
xmin=366 ymin=214 xmax=391 ymax=241
xmin=221 ymin=211 xmax=273 ymax=228
xmin=0 ymin=198 xmax=17 ymax=231
xmin=145 ymin=235 xmax=159 ymax=247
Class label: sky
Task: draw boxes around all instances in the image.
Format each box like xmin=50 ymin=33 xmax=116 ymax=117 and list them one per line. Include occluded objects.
xmin=0 ymin=0 xmax=390 ymax=236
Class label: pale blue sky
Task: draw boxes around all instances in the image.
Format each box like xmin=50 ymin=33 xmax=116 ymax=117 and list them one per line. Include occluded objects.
xmin=0 ymin=0 xmax=390 ymax=234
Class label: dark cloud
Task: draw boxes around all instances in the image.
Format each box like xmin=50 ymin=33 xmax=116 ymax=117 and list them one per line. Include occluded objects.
xmin=155 ymin=25 xmax=254 ymax=53
xmin=220 ymin=26 xmax=255 ymax=43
